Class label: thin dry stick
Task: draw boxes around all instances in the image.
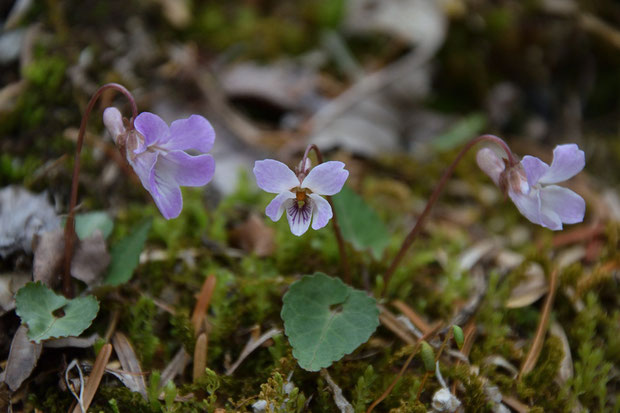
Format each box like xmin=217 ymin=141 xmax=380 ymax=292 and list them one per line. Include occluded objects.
xmin=193 ymin=333 xmax=208 ymax=382
xmin=302 ymin=144 xmax=351 ymax=283
xmin=378 ymin=305 xmax=416 ymax=344
xmin=70 ymin=343 xmax=112 ymax=413
xmin=519 ymin=267 xmax=559 ymax=378
xmin=392 ymin=300 xmax=432 ymax=334
xmin=191 ymin=274 xmax=217 ymax=333
xmin=382 ymin=134 xmax=517 ymax=295
xmin=63 ymin=83 xmax=137 ymax=297
xmin=103 ymin=309 xmax=120 ymax=343
xmin=366 ymin=324 xmax=443 ymax=413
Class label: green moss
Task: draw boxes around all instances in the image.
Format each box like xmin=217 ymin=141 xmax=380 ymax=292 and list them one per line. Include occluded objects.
xmin=517 ymin=336 xmax=567 ymax=410
xmin=568 ymin=292 xmax=614 ymax=411
xmin=92 ymin=386 xmax=151 ymax=412
xmin=353 ymin=365 xmax=378 ymax=413
xmin=170 ymin=309 xmax=196 ymax=355
xmin=448 ymin=364 xmax=491 ymax=412
xmin=126 ymin=295 xmax=161 ymax=368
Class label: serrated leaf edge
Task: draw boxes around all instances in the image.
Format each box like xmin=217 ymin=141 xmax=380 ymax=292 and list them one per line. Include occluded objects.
xmin=15 ymin=282 xmax=100 ymax=343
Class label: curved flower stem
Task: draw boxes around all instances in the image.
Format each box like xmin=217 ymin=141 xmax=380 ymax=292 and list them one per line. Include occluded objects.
xmin=381 ymin=134 xmax=516 ymax=296
xmin=302 ymin=144 xmax=351 ymax=284
xmin=62 ymin=83 xmax=137 ymax=297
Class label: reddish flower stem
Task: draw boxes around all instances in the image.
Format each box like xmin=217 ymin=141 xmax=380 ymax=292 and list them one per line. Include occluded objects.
xmin=62 ymin=83 xmax=137 ymax=297
xmin=381 ymin=134 xmax=516 ymax=296
xmin=302 ymin=144 xmax=351 ymax=284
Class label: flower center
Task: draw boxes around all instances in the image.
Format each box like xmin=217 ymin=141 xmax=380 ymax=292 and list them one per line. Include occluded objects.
xmin=296 ymin=190 xmax=307 ymax=207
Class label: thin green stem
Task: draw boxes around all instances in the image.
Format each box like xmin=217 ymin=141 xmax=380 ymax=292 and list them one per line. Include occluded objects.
xmin=303 ymin=144 xmax=351 ymax=284
xmin=62 ymin=83 xmax=137 ymax=297
xmin=381 ymin=134 xmax=516 ymax=296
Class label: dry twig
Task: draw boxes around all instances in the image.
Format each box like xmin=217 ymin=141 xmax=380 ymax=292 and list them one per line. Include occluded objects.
xmin=70 ymin=344 xmax=112 ymax=413
xmin=519 ymin=268 xmax=559 ymax=378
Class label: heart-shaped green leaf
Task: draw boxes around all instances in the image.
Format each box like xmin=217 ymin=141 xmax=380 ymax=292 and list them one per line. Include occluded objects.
xmin=15 ymin=282 xmax=99 ymax=343
xmin=281 ymin=272 xmax=379 ymax=371
xmin=331 ymin=186 xmax=390 ymax=260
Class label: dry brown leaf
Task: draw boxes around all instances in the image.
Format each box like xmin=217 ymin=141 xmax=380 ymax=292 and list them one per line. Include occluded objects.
xmin=33 ymin=229 xmax=110 ymax=288
xmin=160 ymin=348 xmax=190 ymax=389
xmin=112 ymin=332 xmax=147 ymax=398
xmin=505 ymin=263 xmax=548 ymax=309
xmin=1 ymin=325 xmax=42 ymax=391
xmin=457 ymin=240 xmax=497 ymax=272
xmin=225 ymin=328 xmax=281 ymax=376
xmin=44 ymin=333 xmax=100 ymax=349
xmin=32 ymin=230 xmax=64 ymax=287
xmin=0 ymin=272 xmax=29 ymax=315
xmin=0 ymin=186 xmax=60 ymax=258
xmin=229 ymin=214 xmax=275 ymax=257
xmin=71 ymin=231 xmax=110 ymax=285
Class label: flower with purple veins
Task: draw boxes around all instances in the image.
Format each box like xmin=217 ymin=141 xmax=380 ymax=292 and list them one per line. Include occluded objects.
xmin=476 ymin=144 xmax=585 ymax=230
xmin=103 ymin=108 xmax=215 ymax=220
xmin=253 ymin=158 xmax=349 ymax=236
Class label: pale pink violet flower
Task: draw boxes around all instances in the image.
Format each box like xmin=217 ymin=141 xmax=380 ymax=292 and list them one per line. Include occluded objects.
xmin=476 ymin=144 xmax=585 ymax=230
xmin=103 ymin=108 xmax=215 ymax=219
xmin=253 ymin=159 xmax=349 ymax=236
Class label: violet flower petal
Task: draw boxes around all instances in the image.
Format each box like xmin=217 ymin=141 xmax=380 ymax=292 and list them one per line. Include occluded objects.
xmin=476 ymin=148 xmax=505 ymax=186
xmin=265 ymin=191 xmax=295 ymax=222
xmin=103 ymin=107 xmax=125 ymax=140
xmin=508 ymin=189 xmax=544 ymax=228
xmin=162 ymin=115 xmax=215 ymax=153
xmin=537 ymin=205 xmax=563 ymax=230
xmin=538 ymin=144 xmax=585 ymax=185
xmin=286 ymin=199 xmax=313 ymax=236
xmin=157 ymin=151 xmax=215 ymax=187
xmin=148 ymin=161 xmax=183 ymax=220
xmin=300 ymin=161 xmax=348 ymax=196
xmin=134 ymin=112 xmax=170 ymax=149
xmin=308 ymin=194 xmax=332 ymax=230
xmin=253 ymin=160 xmax=299 ymax=194
xmin=521 ymin=155 xmax=549 ymax=188
xmin=540 ymin=185 xmax=585 ymax=225
xmin=127 ymin=148 xmax=158 ymax=194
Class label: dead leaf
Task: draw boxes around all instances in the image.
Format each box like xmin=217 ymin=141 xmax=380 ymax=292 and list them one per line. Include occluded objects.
xmin=44 ymin=333 xmax=100 ymax=349
xmin=32 ymin=230 xmax=64 ymax=287
xmin=229 ymin=214 xmax=275 ymax=257
xmin=33 ymin=229 xmax=110 ymax=288
xmin=0 ymin=272 xmax=30 ymax=315
xmin=221 ymin=61 xmax=321 ymax=116
xmin=160 ymin=348 xmax=190 ymax=389
xmin=0 ymin=186 xmax=60 ymax=258
xmin=1 ymin=325 xmax=43 ymax=391
xmin=71 ymin=231 xmax=110 ymax=286
xmin=112 ymin=332 xmax=147 ymax=398
xmin=505 ymin=263 xmax=548 ymax=308
xmin=225 ymin=328 xmax=281 ymax=376
xmin=457 ymin=240 xmax=498 ymax=272
xmin=346 ymin=0 xmax=446 ymax=49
